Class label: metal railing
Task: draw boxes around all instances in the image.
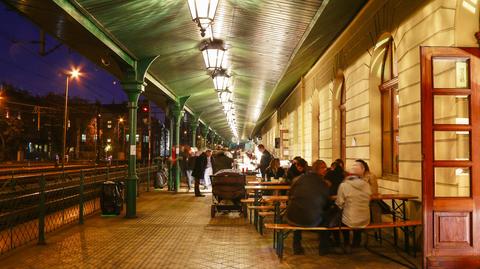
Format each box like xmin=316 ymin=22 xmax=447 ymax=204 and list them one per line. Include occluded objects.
xmin=0 ymin=163 xmax=159 ymax=255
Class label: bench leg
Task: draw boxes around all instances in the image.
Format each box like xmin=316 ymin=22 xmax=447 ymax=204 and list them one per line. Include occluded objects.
xmin=277 ymin=230 xmax=284 ymax=260
xmin=412 ymin=226 xmax=417 ymax=257
xmin=273 ymin=229 xmax=276 ymax=249
xmin=259 ymin=215 xmax=264 ymax=235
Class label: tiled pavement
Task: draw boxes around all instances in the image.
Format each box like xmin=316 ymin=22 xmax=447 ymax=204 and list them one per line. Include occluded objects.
xmin=0 ymin=191 xmax=421 ymax=268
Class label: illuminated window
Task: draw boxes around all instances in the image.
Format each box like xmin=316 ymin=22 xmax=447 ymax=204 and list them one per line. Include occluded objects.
xmin=379 ymin=37 xmax=399 ymax=175
xmin=81 ymin=134 xmax=86 ymax=142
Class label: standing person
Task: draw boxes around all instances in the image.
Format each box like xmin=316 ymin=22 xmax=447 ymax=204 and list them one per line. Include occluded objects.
xmin=256 ymin=144 xmax=272 ymax=178
xmin=192 ymin=149 xmax=213 ymax=197
xmin=286 ymin=160 xmax=331 ymax=255
xmin=335 ymin=160 xmax=372 ymax=253
xmin=212 ymin=150 xmax=233 ymax=174
xmin=186 ymin=148 xmax=197 ymax=192
xmin=203 ymin=149 xmax=214 ymax=189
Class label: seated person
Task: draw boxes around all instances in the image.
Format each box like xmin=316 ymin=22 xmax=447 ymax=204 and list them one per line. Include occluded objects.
xmin=285 ymin=156 xmax=302 ymax=184
xmin=265 ymin=158 xmax=285 ymax=180
xmin=285 ymin=160 xmax=331 ymax=255
xmin=335 ymin=160 xmax=372 ymax=253
xmin=324 ymin=159 xmax=346 ymax=196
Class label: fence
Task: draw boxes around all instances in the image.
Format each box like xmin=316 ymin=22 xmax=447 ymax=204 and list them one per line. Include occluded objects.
xmin=0 ymin=163 xmax=158 ymax=255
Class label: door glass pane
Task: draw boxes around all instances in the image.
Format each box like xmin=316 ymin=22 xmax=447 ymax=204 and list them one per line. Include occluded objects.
xmin=434 ymin=167 xmax=470 ymax=197
xmin=434 ymin=131 xmax=470 ymax=160
xmin=433 ymin=58 xmax=470 ymax=88
xmin=434 ymin=95 xmax=470 ymax=124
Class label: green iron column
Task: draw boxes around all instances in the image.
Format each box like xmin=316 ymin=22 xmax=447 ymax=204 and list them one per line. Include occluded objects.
xmin=168 ymin=116 xmax=174 ymax=191
xmin=122 ymin=80 xmax=144 ymax=218
xmin=190 ymin=115 xmax=199 ymax=148
xmin=121 ymin=56 xmax=159 ymax=218
xmin=212 ymin=132 xmax=217 ymax=148
xmin=172 ymin=96 xmax=189 ymax=192
xmin=202 ymin=125 xmax=210 ymax=149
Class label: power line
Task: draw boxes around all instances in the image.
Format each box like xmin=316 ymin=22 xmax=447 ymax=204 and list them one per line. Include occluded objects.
xmin=0 ymin=30 xmax=120 ymax=100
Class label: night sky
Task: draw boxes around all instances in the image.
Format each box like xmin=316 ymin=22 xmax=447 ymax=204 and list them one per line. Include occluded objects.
xmin=0 ymin=2 xmax=127 ymax=103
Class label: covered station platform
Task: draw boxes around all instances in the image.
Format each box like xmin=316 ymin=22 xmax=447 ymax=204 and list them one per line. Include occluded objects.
xmin=1 ymin=0 xmax=480 ymax=268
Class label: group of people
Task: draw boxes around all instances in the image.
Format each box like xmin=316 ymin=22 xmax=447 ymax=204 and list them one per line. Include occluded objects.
xmin=182 ymin=147 xmax=234 ymax=197
xmin=255 ymin=144 xmax=379 ymax=255
xmin=288 ymin=157 xmax=378 ymax=255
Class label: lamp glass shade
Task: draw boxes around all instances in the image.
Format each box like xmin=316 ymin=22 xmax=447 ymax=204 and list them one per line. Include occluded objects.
xmin=187 ymin=0 xmax=219 ymax=31
xmin=212 ymin=71 xmax=230 ymax=91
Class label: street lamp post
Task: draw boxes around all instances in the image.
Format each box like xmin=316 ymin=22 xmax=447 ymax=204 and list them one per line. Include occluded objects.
xmin=117 ymin=117 xmax=125 ymax=160
xmin=61 ymin=68 xmax=81 ymax=167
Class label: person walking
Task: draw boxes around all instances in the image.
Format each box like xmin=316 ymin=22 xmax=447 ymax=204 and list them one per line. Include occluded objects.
xmin=192 ymin=149 xmax=213 ymax=197
xmin=186 ymin=148 xmax=197 ymax=192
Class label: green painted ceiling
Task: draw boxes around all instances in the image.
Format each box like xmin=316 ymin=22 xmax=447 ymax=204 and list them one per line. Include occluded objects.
xmin=3 ymin=0 xmax=366 ymax=141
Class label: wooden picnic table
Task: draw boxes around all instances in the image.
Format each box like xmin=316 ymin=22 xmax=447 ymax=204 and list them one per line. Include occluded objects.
xmin=264 ymin=193 xmax=418 ymax=253
xmin=245 ymin=185 xmax=291 ymax=230
xmin=247 ymin=181 xmax=289 ymax=185
xmin=245 ymin=185 xmax=291 ymax=190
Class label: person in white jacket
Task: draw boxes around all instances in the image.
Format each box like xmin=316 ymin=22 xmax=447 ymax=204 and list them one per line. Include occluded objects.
xmin=335 ymin=159 xmax=372 ymax=252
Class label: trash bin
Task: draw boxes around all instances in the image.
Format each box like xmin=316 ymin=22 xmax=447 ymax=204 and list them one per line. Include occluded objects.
xmin=101 ymin=181 xmax=124 ymax=215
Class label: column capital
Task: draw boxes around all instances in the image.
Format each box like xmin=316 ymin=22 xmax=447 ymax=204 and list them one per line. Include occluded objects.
xmin=202 ymin=124 xmax=210 ymax=137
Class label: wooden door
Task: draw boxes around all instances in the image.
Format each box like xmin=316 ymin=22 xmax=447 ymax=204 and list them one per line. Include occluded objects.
xmin=421 ymin=47 xmax=480 ymax=268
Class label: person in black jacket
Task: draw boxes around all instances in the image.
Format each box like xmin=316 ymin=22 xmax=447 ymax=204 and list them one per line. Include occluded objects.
xmin=286 ymin=160 xmax=331 ymax=255
xmin=325 ymin=160 xmax=346 ymax=196
xmin=192 ymin=149 xmax=213 ymax=197
xmin=256 ymin=144 xmax=272 ymax=178
xmin=286 ymin=156 xmax=302 ymax=184
xmin=265 ymin=158 xmax=285 ymax=179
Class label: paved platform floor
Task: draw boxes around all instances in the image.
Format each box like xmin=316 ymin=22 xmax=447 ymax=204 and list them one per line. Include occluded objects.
xmin=1 ymin=191 xmax=420 ymax=268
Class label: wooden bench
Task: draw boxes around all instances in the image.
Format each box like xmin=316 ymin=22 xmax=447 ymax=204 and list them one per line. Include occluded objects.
xmin=247 ymin=206 xmax=285 ymax=235
xmin=264 ymin=220 xmax=422 ymax=260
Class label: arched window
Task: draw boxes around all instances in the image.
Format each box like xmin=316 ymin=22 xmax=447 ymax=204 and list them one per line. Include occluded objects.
xmin=379 ymin=38 xmax=399 ymax=175
xmin=331 ymin=75 xmax=346 ymax=163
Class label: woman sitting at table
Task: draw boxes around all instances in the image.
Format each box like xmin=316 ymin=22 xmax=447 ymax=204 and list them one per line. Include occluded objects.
xmin=324 ymin=159 xmax=346 ymax=196
xmin=265 ymin=158 xmax=285 ymax=180
xmin=355 ymin=159 xmax=383 ymax=224
xmin=335 ymin=160 xmax=371 ymax=253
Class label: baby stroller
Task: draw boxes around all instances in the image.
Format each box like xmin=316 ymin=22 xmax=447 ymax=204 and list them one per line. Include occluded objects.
xmin=210 ymin=172 xmax=246 ymax=217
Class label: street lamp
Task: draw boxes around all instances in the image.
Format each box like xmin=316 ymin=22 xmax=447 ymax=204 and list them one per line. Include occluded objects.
xmin=212 ymin=69 xmax=230 ymax=91
xmin=187 ymin=0 xmax=219 ymax=37
xmin=117 ymin=117 xmax=125 ymax=155
xmin=62 ymin=67 xmax=81 ymax=167
xmin=200 ymin=39 xmax=227 ymax=70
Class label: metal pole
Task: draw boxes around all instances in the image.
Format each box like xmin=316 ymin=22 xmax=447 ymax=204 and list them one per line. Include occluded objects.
xmin=147 ymin=164 xmax=150 ymax=192
xmin=148 ymin=101 xmax=152 ymax=170
xmin=62 ymin=76 xmax=69 ymax=168
xmin=122 ymin=85 xmax=142 ymax=218
xmin=38 ymin=174 xmax=46 ymax=245
xmin=175 ymin=114 xmax=181 ymax=192
xmin=79 ymin=170 xmax=84 ymax=224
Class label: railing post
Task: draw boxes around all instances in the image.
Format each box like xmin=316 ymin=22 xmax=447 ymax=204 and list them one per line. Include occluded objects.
xmin=79 ymin=170 xmax=84 ymax=225
xmin=107 ymin=166 xmax=110 ymax=181
xmin=38 ymin=174 xmax=46 ymax=245
xmin=147 ymin=164 xmax=150 ymax=192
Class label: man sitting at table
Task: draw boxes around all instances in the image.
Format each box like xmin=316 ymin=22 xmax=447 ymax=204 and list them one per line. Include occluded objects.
xmin=285 ymin=160 xmax=331 ymax=255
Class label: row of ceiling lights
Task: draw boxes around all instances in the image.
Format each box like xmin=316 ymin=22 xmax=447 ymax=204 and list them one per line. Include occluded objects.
xmin=187 ymin=0 xmax=238 ymax=139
